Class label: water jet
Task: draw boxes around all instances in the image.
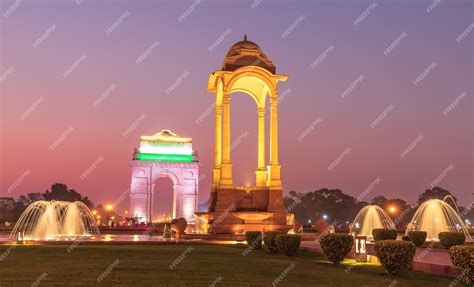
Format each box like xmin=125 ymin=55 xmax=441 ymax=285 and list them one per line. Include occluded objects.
xmin=406 ymin=198 xmax=470 ymax=241
xmin=350 ymin=205 xmax=396 ymax=240
xmin=10 ymin=200 xmax=99 ymax=241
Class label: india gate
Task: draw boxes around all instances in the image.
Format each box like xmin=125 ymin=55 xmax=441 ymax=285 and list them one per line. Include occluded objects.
xmin=196 ymin=35 xmax=294 ymax=234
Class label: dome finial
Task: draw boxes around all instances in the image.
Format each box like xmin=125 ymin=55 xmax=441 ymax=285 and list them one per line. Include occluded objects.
xmin=244 ymin=34 xmax=247 ymax=41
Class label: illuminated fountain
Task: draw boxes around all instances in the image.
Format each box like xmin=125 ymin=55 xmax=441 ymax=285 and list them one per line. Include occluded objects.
xmin=350 ymin=205 xmax=396 ymax=239
xmin=10 ymin=201 xmax=99 ymax=241
xmin=406 ymin=198 xmax=470 ymax=241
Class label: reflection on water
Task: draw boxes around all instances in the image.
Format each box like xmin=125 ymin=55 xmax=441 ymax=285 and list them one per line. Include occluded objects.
xmin=0 ymin=233 xmax=173 ymax=242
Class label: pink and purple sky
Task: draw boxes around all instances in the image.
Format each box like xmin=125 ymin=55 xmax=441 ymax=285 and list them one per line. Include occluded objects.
xmin=1 ymin=0 xmax=473 ymax=212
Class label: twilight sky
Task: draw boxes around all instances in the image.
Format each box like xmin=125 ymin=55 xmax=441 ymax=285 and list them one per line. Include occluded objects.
xmin=0 ymin=0 xmax=473 ymax=213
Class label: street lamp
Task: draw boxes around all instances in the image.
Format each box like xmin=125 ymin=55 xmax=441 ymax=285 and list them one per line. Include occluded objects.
xmin=388 ymin=206 xmax=396 ymax=214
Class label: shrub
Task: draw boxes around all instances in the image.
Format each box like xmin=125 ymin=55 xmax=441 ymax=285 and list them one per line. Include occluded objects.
xmin=408 ymin=231 xmax=427 ymax=247
xmin=318 ymin=233 xmax=354 ymax=264
xmin=372 ymin=229 xmax=398 ymax=241
xmin=276 ymin=234 xmax=301 ymax=256
xmin=374 ymin=240 xmax=416 ymax=275
xmin=438 ymin=232 xmax=466 ymax=249
xmin=449 ymin=245 xmax=474 ymax=284
xmin=245 ymin=231 xmax=262 ymax=250
xmin=263 ymin=231 xmax=283 ymax=253
xmin=401 ymin=235 xmax=410 ymax=241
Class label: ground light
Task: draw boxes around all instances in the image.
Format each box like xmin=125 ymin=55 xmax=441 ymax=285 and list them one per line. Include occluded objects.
xmin=355 ymin=235 xmax=367 ymax=262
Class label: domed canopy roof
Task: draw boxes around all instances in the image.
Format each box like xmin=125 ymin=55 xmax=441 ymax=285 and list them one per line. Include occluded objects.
xmin=222 ymin=35 xmax=276 ymax=74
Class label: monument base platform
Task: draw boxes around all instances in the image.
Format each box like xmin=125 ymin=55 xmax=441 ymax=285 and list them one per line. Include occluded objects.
xmin=195 ymin=187 xmax=294 ymax=234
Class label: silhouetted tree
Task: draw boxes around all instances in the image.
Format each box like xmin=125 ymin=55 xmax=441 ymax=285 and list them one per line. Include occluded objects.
xmin=2 ymin=183 xmax=95 ymax=223
xmin=371 ymin=196 xmax=388 ymax=207
xmin=43 ymin=183 xmax=94 ymax=208
xmin=417 ymin=186 xmax=456 ymax=206
xmin=370 ymin=196 xmax=411 ymax=227
xmin=0 ymin=197 xmax=26 ymax=222
xmin=18 ymin=192 xmax=43 ymax=206
xmin=284 ymin=189 xmax=365 ymax=225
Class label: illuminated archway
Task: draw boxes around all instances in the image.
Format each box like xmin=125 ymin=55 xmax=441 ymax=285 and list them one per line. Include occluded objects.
xmin=129 ymin=130 xmax=199 ymax=223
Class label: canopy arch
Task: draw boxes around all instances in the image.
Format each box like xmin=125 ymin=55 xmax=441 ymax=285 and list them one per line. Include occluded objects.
xmin=207 ymin=38 xmax=287 ymax=191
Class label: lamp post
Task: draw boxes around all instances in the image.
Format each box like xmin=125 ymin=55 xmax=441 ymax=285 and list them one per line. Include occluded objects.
xmin=105 ymin=205 xmax=113 ymax=227
xmin=355 ymin=235 xmax=367 ymax=262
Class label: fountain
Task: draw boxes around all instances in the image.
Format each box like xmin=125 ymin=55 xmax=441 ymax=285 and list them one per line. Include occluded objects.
xmin=10 ymin=200 xmax=99 ymax=241
xmin=406 ymin=198 xmax=470 ymax=241
xmin=350 ymin=205 xmax=396 ymax=239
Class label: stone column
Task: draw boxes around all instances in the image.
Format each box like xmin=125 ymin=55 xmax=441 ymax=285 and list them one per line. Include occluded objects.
xmin=268 ymin=96 xmax=282 ymax=189
xmin=255 ymin=107 xmax=267 ymax=187
xmin=148 ymin=182 xmax=154 ymax=222
xmin=269 ymin=98 xmax=279 ymax=165
xmin=220 ymin=92 xmax=233 ymax=187
xmin=212 ymin=103 xmax=223 ymax=190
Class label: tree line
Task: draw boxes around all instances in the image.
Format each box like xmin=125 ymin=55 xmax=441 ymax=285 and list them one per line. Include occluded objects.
xmin=283 ymin=186 xmax=472 ymax=228
xmin=0 ymin=183 xmax=93 ymax=223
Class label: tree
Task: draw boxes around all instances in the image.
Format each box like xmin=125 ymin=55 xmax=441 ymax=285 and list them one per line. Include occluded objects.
xmin=18 ymin=192 xmax=43 ymax=206
xmin=370 ymin=196 xmax=411 ymax=226
xmin=0 ymin=197 xmax=26 ymax=222
xmin=417 ymin=187 xmax=456 ymax=206
xmin=284 ymin=189 xmax=364 ymax=226
xmin=43 ymin=183 xmax=94 ymax=208
xmin=371 ymin=196 xmax=388 ymax=207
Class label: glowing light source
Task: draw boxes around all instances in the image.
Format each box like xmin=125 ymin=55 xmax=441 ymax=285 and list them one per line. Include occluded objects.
xmin=137 ymin=153 xmax=192 ymax=162
xmin=139 ymin=145 xmax=192 ymax=155
xmin=106 ymin=205 xmax=113 ymax=211
xmin=388 ymin=206 xmax=397 ymax=214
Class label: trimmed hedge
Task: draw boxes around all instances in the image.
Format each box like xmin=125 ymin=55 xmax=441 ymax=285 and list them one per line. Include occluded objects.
xmin=401 ymin=235 xmax=411 ymax=241
xmin=318 ymin=233 xmax=354 ymax=264
xmin=374 ymin=240 xmax=416 ymax=275
xmin=438 ymin=232 xmax=466 ymax=249
xmin=276 ymin=234 xmax=301 ymax=256
xmin=449 ymin=245 xmax=474 ymax=284
xmin=245 ymin=231 xmax=262 ymax=250
xmin=263 ymin=231 xmax=283 ymax=253
xmin=408 ymin=231 xmax=427 ymax=247
xmin=372 ymin=229 xmax=398 ymax=241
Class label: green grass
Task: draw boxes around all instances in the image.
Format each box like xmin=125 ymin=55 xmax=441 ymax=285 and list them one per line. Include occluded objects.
xmin=0 ymin=244 xmax=462 ymax=286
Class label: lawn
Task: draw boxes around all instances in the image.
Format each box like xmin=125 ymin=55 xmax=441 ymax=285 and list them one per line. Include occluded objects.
xmin=0 ymin=244 xmax=462 ymax=286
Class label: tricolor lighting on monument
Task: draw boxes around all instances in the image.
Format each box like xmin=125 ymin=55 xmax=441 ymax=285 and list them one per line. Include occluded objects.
xmin=134 ymin=130 xmax=194 ymax=163
xmin=130 ymin=129 xmax=199 ymax=223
